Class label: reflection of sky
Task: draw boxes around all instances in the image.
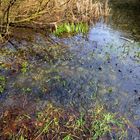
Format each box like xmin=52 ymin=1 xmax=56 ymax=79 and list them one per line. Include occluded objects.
xmin=88 ymin=22 xmax=127 ymax=46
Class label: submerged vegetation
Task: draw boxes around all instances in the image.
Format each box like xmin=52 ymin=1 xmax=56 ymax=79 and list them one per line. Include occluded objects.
xmin=21 ymin=61 xmax=28 ymax=73
xmin=0 ymin=103 xmax=128 ymax=140
xmin=0 ymin=75 xmax=6 ymax=93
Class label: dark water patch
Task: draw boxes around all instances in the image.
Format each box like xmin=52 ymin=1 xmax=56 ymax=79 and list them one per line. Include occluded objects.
xmin=110 ymin=6 xmax=140 ymax=41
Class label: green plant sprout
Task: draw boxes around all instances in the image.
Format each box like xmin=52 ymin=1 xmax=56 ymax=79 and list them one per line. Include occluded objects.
xmin=0 ymin=75 xmax=6 ymax=93
xmin=53 ymin=23 xmax=89 ymax=37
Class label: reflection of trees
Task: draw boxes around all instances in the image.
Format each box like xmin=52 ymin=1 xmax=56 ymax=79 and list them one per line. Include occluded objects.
xmin=111 ymin=7 xmax=140 ymax=39
xmin=110 ymin=0 xmax=140 ymax=5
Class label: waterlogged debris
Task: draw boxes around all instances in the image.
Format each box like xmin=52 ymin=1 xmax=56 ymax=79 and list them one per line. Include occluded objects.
xmin=108 ymin=87 xmax=113 ymax=93
xmin=98 ymin=67 xmax=102 ymax=71
xmin=120 ymin=37 xmax=134 ymax=43
xmin=118 ymin=69 xmax=122 ymax=73
xmin=105 ymin=53 xmax=111 ymax=61
xmin=134 ymin=90 xmax=138 ymax=94
xmin=61 ymin=61 xmax=69 ymax=66
xmin=130 ymin=70 xmax=133 ymax=73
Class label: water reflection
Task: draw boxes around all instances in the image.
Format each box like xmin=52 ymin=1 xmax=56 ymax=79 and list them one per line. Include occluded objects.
xmin=110 ymin=5 xmax=140 ymax=41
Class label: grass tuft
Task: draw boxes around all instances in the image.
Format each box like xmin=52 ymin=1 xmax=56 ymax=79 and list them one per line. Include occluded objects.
xmin=0 ymin=103 xmax=128 ymax=140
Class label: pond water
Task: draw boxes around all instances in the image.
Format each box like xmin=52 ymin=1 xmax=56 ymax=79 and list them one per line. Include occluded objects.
xmin=0 ymin=3 xmax=140 ymax=139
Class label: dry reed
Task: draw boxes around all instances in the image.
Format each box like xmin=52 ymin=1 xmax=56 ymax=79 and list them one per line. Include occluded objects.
xmin=0 ymin=0 xmax=110 ymax=42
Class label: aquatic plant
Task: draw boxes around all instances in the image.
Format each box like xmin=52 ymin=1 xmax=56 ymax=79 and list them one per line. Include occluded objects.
xmin=21 ymin=61 xmax=28 ymax=73
xmin=22 ymin=87 xmax=32 ymax=93
xmin=53 ymin=23 xmax=89 ymax=37
xmin=108 ymin=87 xmax=113 ymax=93
xmin=0 ymin=75 xmax=6 ymax=93
xmin=135 ymin=51 xmax=140 ymax=58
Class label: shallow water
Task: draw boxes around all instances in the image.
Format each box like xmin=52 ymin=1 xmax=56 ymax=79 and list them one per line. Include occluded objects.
xmin=0 ymin=3 xmax=140 ymax=139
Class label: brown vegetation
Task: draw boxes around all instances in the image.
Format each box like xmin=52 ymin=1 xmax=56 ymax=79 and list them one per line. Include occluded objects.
xmin=0 ymin=0 xmax=110 ymax=42
xmin=0 ymin=103 xmax=128 ymax=140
